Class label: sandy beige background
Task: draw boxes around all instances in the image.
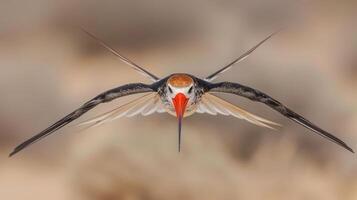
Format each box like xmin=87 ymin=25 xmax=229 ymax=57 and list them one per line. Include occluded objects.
xmin=0 ymin=0 xmax=357 ymax=199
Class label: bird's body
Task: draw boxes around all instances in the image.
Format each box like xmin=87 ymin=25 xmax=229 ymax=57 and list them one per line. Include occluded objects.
xmin=158 ymin=74 xmax=203 ymax=117
xmin=9 ymin=29 xmax=354 ymax=156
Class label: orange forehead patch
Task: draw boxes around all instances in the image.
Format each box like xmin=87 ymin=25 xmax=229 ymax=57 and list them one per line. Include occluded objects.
xmin=168 ymin=74 xmax=193 ymax=87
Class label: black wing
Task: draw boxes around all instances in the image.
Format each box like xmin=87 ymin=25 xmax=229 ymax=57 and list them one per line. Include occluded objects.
xmin=9 ymin=83 xmax=154 ymax=156
xmin=207 ymin=81 xmax=354 ymax=153
xmin=205 ymin=30 xmax=279 ymax=82
xmin=81 ymin=28 xmax=160 ymax=82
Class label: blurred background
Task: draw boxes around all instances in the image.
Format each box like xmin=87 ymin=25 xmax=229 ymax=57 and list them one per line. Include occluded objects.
xmin=1 ymin=0 xmax=357 ymax=199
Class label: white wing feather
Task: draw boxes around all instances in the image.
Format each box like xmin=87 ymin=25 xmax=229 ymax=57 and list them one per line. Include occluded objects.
xmin=197 ymin=93 xmax=281 ymax=129
xmin=76 ymin=93 xmax=165 ymax=129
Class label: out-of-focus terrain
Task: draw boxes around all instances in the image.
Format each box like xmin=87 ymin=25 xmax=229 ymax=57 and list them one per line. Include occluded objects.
xmin=0 ymin=0 xmax=357 ymax=199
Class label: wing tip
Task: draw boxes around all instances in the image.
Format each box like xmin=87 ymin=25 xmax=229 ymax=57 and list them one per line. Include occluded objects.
xmin=9 ymin=152 xmax=15 ymax=157
xmin=9 ymin=141 xmax=29 ymax=157
xmin=9 ymin=147 xmax=20 ymax=157
xmin=343 ymin=144 xmax=354 ymax=153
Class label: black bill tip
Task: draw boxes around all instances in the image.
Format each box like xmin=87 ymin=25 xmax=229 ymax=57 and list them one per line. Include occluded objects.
xmin=178 ymin=116 xmax=182 ymax=153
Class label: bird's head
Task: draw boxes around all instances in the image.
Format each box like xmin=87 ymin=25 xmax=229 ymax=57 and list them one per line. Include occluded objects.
xmin=166 ymin=74 xmax=195 ymax=118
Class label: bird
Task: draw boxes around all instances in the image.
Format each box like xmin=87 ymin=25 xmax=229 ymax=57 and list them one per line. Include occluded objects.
xmin=9 ymin=29 xmax=354 ymax=157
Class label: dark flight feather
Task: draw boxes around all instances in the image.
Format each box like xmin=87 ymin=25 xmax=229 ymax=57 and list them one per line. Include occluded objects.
xmin=9 ymin=83 xmax=154 ymax=156
xmin=81 ymin=27 xmax=159 ymax=82
xmin=208 ymin=81 xmax=354 ymax=153
xmin=205 ymin=30 xmax=280 ymax=81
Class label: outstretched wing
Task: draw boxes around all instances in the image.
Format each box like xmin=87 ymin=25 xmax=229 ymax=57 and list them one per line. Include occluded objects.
xmin=196 ymin=93 xmax=280 ymax=129
xmin=9 ymin=83 xmax=154 ymax=156
xmin=81 ymin=27 xmax=160 ymax=82
xmin=76 ymin=93 xmax=165 ymax=129
xmin=207 ymin=81 xmax=354 ymax=153
xmin=205 ymin=30 xmax=279 ymax=82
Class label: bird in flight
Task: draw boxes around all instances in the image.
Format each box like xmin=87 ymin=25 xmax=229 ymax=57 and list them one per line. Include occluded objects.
xmin=9 ymin=29 xmax=354 ymax=156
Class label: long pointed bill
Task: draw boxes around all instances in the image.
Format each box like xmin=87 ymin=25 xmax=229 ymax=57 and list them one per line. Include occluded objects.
xmin=172 ymin=93 xmax=188 ymax=152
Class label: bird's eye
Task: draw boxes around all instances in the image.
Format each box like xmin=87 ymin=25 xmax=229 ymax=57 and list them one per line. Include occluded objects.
xmin=168 ymin=87 xmax=173 ymax=93
xmin=188 ymin=86 xmax=193 ymax=94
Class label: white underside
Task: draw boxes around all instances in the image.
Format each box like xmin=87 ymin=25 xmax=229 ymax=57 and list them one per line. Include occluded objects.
xmin=76 ymin=93 xmax=280 ymax=130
